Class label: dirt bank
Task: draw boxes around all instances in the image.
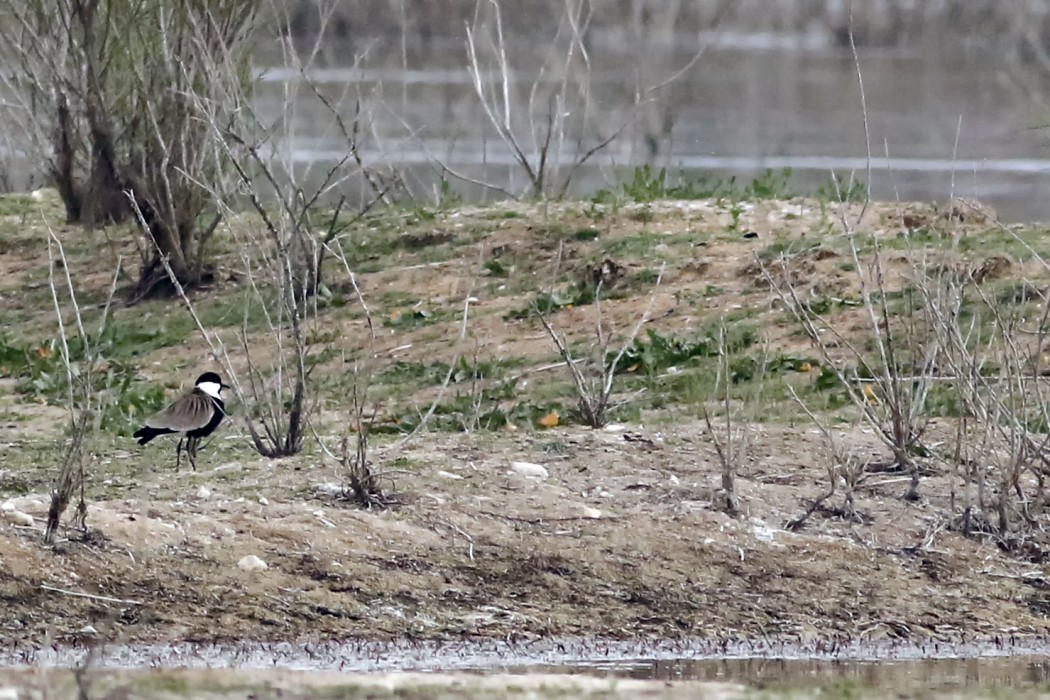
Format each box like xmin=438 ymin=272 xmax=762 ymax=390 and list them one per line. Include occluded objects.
xmin=1 ymin=194 xmax=1049 ymax=650
xmin=1 ymin=419 xmax=1049 ymax=646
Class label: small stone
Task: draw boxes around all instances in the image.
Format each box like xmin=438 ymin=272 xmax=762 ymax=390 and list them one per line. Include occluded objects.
xmin=79 ymin=624 xmax=98 ymax=635
xmin=196 ymin=486 xmax=212 ymax=499
xmin=316 ymin=482 xmax=343 ymax=496
xmin=509 ymin=461 xmax=549 ymax=480
xmin=580 ymin=506 xmax=602 ymax=519
xmin=237 ymin=555 xmax=267 ymax=572
xmin=437 ymin=470 xmax=463 ymax=480
xmin=3 ymin=510 xmax=33 ymax=527
xmin=0 ymin=501 xmax=13 ymax=512
xmin=0 ymin=687 xmax=19 ymax=700
xmin=258 ymin=496 xmax=269 ymax=506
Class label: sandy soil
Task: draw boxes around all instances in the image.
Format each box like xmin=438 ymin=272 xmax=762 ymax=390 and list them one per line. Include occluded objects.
xmin=1 ymin=419 xmax=1048 ymax=647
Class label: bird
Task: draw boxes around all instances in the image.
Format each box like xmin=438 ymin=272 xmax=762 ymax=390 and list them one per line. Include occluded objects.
xmin=133 ymin=372 xmax=229 ymax=471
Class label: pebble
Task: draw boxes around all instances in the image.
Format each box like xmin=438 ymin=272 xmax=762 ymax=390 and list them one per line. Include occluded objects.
xmin=437 ymin=470 xmax=463 ymax=480
xmin=237 ymin=555 xmax=267 ymax=572
xmin=3 ymin=510 xmax=33 ymax=527
xmin=509 ymin=461 xmax=549 ymax=480
xmin=315 ymin=482 xmax=343 ymax=496
xmin=196 ymin=486 xmax=212 ymax=500
xmin=580 ymin=506 xmax=602 ymax=519
xmin=0 ymin=687 xmax=18 ymax=700
xmin=258 ymin=496 xmax=269 ymax=506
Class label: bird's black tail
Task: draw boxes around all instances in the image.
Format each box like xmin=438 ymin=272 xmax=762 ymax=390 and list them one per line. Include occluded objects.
xmin=133 ymin=426 xmax=170 ymax=445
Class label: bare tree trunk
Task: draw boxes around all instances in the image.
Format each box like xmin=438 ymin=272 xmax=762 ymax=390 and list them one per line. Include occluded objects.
xmin=51 ymin=91 xmax=82 ymax=223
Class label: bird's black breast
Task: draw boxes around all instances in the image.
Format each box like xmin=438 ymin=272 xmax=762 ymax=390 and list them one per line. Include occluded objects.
xmin=187 ymin=397 xmax=225 ymax=439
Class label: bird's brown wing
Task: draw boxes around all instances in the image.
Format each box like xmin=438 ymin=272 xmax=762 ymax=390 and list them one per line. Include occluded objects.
xmin=144 ymin=391 xmax=214 ymax=432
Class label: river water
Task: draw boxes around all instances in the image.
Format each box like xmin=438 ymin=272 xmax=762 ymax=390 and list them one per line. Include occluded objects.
xmin=256 ymin=28 xmax=1050 ymax=223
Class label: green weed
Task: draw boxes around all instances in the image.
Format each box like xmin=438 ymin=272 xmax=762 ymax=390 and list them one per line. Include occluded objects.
xmin=0 ymin=335 xmax=167 ymax=433
xmin=573 ymin=227 xmax=601 ymax=241
xmin=743 ymin=168 xmax=794 ymax=199
xmin=815 ymin=174 xmax=867 ymax=203
xmin=485 ymin=259 xmax=510 ymax=277
xmin=592 ymin=165 xmax=732 ymax=204
xmin=613 ymin=326 xmax=757 ymax=376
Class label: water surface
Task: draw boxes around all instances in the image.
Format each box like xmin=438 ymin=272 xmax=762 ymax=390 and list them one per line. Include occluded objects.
xmin=256 ymin=31 xmax=1050 ymax=222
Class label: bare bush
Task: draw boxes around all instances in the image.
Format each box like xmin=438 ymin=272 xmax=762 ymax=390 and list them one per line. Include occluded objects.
xmin=461 ymin=0 xmax=721 ymax=199
xmin=763 ymin=228 xmax=942 ymax=502
xmin=135 ymin=0 xmax=390 ymax=459
xmin=700 ymin=321 xmax=766 ymax=514
xmin=43 ymin=230 xmax=121 ymax=544
xmin=314 ymin=266 xmax=385 ymax=506
xmin=538 ymin=257 xmax=663 ymax=428
xmin=0 ymin=0 xmax=260 ymax=298
xmin=783 ymin=385 xmax=869 ymax=530
xmin=923 ymin=256 xmax=1050 ymax=542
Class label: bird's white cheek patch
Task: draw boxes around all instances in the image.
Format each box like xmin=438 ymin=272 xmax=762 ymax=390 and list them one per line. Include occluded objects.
xmin=198 ymin=381 xmax=222 ymax=399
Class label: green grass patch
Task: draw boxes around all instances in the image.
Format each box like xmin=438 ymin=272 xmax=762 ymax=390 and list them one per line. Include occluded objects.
xmin=0 ymin=333 xmax=167 ymax=434
xmin=613 ymin=325 xmax=758 ymax=376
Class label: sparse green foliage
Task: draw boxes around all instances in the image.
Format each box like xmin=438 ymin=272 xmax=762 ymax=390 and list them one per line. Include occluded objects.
xmin=593 ymin=165 xmax=732 ymax=204
xmin=0 ymin=335 xmax=165 ymax=433
xmin=613 ymin=326 xmax=757 ymax=376
xmin=817 ymin=173 xmax=868 ymax=203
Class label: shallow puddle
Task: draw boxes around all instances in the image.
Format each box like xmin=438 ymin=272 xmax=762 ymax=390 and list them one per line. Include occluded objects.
xmin=3 ymin=638 xmax=1050 ymax=698
xmin=523 ymin=655 xmax=1050 ymax=692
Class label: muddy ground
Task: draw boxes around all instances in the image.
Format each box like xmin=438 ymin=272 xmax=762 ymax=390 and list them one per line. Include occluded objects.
xmin=1 ymin=190 xmax=1050 ymax=652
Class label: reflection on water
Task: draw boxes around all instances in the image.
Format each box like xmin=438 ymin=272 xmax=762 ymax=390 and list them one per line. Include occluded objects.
xmin=521 ymin=655 xmax=1050 ymax=691
xmin=255 ymin=29 xmax=1050 ymax=222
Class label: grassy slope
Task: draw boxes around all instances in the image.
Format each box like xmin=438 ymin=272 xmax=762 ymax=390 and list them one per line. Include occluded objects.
xmin=2 ymin=183 xmax=1050 ymax=648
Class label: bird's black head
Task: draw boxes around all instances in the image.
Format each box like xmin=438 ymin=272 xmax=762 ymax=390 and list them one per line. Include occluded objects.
xmin=195 ymin=372 xmax=225 ymax=387
xmin=194 ymin=372 xmax=229 ymax=400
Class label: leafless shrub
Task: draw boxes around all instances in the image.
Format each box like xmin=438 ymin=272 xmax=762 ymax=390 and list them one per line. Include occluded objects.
xmin=0 ymin=0 xmax=260 ymax=299
xmin=762 ymin=232 xmax=942 ymax=502
xmin=43 ymin=230 xmax=121 ymax=544
xmin=923 ymin=256 xmax=1050 ymax=543
xmin=132 ymin=0 xmax=392 ymax=459
xmin=538 ymin=256 xmax=664 ymax=428
xmin=700 ymin=321 xmax=766 ymax=514
xmin=767 ymin=11 xmax=939 ymax=501
xmin=461 ymin=0 xmax=718 ymax=199
xmin=766 ymin=11 xmax=939 ymax=503
xmin=314 ymin=258 xmax=386 ymax=507
xmin=783 ymin=386 xmax=869 ymax=530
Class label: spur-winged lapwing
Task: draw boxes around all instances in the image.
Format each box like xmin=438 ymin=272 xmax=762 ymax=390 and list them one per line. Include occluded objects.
xmin=133 ymin=372 xmax=229 ymax=470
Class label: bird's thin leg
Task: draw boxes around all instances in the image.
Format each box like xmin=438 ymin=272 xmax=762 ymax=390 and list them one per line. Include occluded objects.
xmin=188 ymin=437 xmax=198 ymax=471
xmin=176 ymin=438 xmax=184 ymax=471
